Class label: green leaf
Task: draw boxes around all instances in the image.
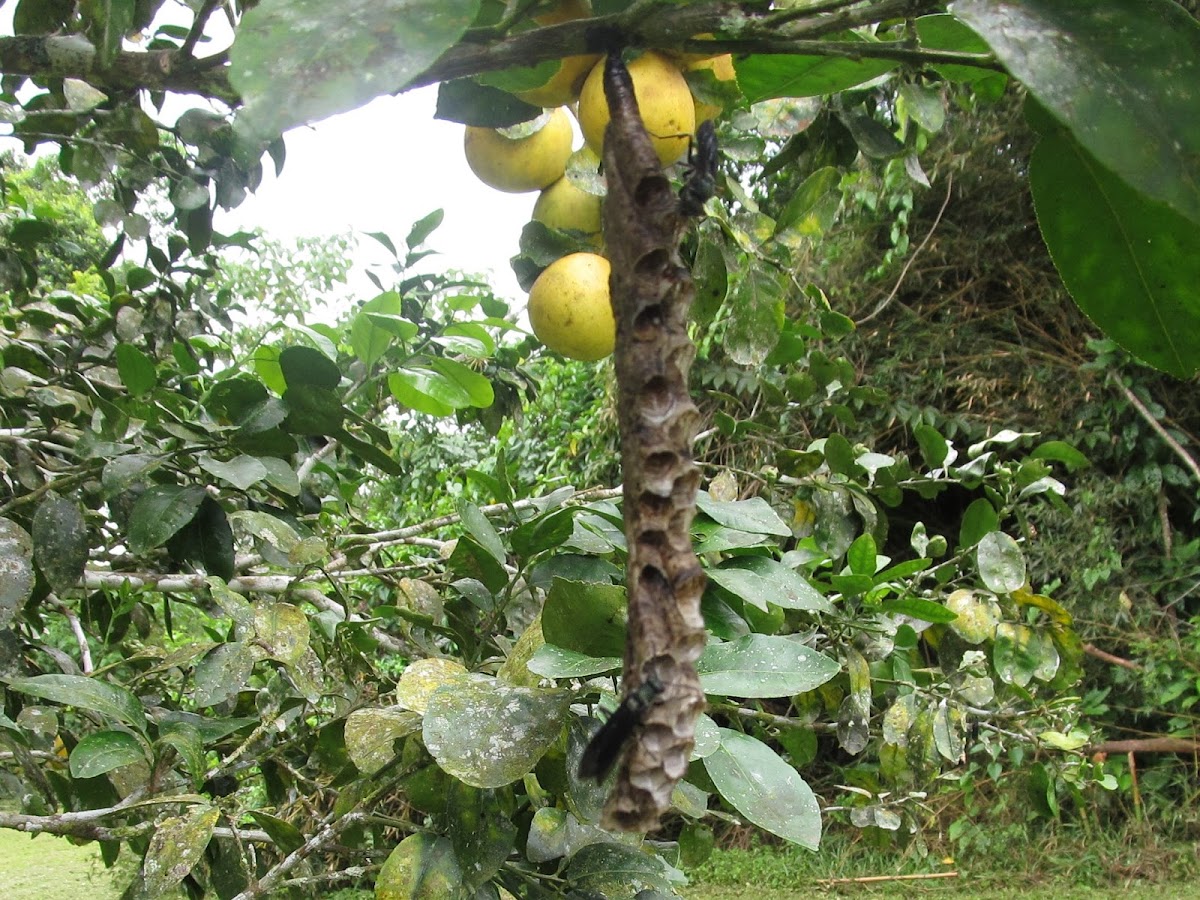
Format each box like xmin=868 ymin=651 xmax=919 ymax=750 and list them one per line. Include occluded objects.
xmin=96 ymin=0 xmax=136 ymax=67
xmin=253 ymin=602 xmax=310 ymax=666
xmin=32 ymin=493 xmax=88 ymax=593
xmin=993 ymin=623 xmax=1045 ymax=688
xmin=957 ymin=498 xmax=998 ymax=550
xmin=227 ymin=510 xmax=301 ymax=555
xmin=388 ymin=361 xmax=491 ymax=416
xmin=14 ymin=0 xmax=73 ymax=35
xmin=376 ymin=833 xmax=463 ymax=898
xmin=438 ymin=322 xmax=496 ymax=358
xmin=142 ymin=805 xmax=219 ymax=897
xmin=157 ymin=723 xmax=206 ymax=789
xmin=69 ymin=729 xmax=148 ymax=778
xmin=435 ymin=78 xmax=543 ymax=127
xmin=954 ymin=0 xmax=1200 ymax=228
xmin=541 ymin=578 xmax=627 ymax=659
xmin=100 ymin=454 xmax=163 ymax=497
xmin=431 ymin=358 xmax=495 ymax=408
xmin=115 ymin=343 xmax=156 ymax=395
xmin=898 ymin=81 xmax=946 ymax=133
xmin=883 ymin=597 xmax=958 ymax=624
xmin=704 ymin=729 xmax=821 ymax=849
xmin=446 ymin=781 xmax=518 ymax=892
xmin=344 ymin=705 xmax=422 ymax=774
xmin=725 ymin=266 xmax=784 ymax=366
xmin=695 ymin=492 xmax=791 ymax=537
xmin=279 ymin=345 xmax=340 ymax=390
xmin=913 ymin=424 xmax=950 ymax=468
xmin=257 ymin=456 xmax=301 ymax=496
xmin=846 ymin=533 xmax=877 ymax=577
xmin=127 ymin=485 xmax=206 ymax=555
xmin=692 ymin=234 xmax=728 ymax=324
xmin=167 ymin=496 xmax=235 ymax=582
xmin=283 ymin=384 xmax=345 ymax=435
xmin=193 ymin=642 xmax=256 ymax=708
xmin=776 ymin=166 xmax=841 ymax=236
xmin=737 ymin=36 xmax=899 ymax=103
xmin=562 ymin=842 xmax=678 ymax=896
xmin=446 ymin=536 xmax=508 ymax=593
xmin=915 ymin=14 xmax=1008 ymax=90
xmin=198 ymin=454 xmax=269 ymax=491
xmin=8 ymin=675 xmax=146 ymax=732
xmin=423 ymin=677 xmax=572 ymax=788
xmin=698 ymin=635 xmax=840 ymax=697
xmin=1028 ymin=106 xmax=1200 ymax=378
xmin=527 ymin=807 xmax=608 ymax=864
xmin=252 ymin=345 xmax=286 ymax=394
xmin=838 ymin=109 xmax=904 ymax=159
xmin=209 ymin=377 xmax=270 ymax=422
xmin=706 ymin=557 xmax=831 ymax=612
xmin=526 ymin=644 xmax=621 ymax=679
xmin=511 ymin=507 xmax=576 ymax=558
xmin=407 ymin=209 xmax=445 ymax=248
xmin=350 ymin=291 xmax=406 ymax=368
xmin=1029 ymin=440 xmax=1089 ymax=471
xmin=946 ymin=589 xmax=1001 ymax=643
xmin=457 ymin=501 xmax=506 ymax=565
xmin=336 ymin=429 xmax=404 ymax=476
xmin=0 ymin=518 xmax=34 ymax=628
xmin=977 ymin=531 xmax=1026 ymax=594
xmin=231 ymin=0 xmax=481 ymax=141
xmin=247 ymin=811 xmax=305 ymax=854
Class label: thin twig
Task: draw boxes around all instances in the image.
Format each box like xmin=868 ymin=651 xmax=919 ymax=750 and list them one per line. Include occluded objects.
xmin=1112 ymin=377 xmax=1200 ymax=487
xmin=816 ymin=871 xmax=959 ymax=885
xmin=49 ymin=595 xmax=93 ymax=674
xmin=230 ymin=812 xmax=366 ymax=900
xmin=859 ymin=174 xmax=954 ymax=325
xmin=1083 ymin=643 xmax=1142 ymax=671
xmin=180 ymin=0 xmax=222 ymax=58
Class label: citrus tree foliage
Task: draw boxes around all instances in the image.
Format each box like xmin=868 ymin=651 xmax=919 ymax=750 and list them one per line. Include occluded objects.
xmin=0 ymin=1 xmax=1195 ymax=897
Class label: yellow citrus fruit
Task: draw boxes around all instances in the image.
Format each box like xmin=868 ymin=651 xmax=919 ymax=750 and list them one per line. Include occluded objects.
xmin=578 ymin=51 xmax=696 ymax=165
xmin=532 ymin=176 xmax=603 ymax=243
xmin=516 ymin=0 xmax=600 ymax=108
xmin=688 ymin=53 xmax=736 ymax=123
xmin=464 ymin=107 xmax=574 ymax=193
xmin=528 ymin=252 xmax=614 ymax=361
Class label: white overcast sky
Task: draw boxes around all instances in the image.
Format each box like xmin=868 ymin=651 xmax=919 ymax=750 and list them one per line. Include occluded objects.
xmin=1 ymin=6 xmax=540 ymax=307
xmin=215 ymin=88 xmax=533 ymax=304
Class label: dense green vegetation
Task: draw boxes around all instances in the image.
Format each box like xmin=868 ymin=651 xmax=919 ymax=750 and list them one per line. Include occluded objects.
xmin=1 ymin=1 xmax=1198 ymax=898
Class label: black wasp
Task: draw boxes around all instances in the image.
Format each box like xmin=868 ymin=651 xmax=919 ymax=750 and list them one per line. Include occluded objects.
xmin=678 ymin=119 xmax=719 ymax=217
xmin=578 ymin=674 xmax=665 ymax=781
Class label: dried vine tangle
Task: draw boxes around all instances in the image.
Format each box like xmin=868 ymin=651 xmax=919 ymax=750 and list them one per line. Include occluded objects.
xmin=599 ymin=51 xmax=708 ymax=831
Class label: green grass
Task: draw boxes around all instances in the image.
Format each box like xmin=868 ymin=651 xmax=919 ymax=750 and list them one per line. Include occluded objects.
xmin=0 ymin=827 xmax=127 ymax=900
xmin=2 ymin=820 xmax=1197 ymax=900
xmin=685 ymin=824 xmax=1200 ymax=899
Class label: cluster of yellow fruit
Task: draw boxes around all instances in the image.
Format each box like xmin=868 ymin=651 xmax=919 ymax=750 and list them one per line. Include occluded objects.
xmin=461 ymin=1 xmax=735 ymax=362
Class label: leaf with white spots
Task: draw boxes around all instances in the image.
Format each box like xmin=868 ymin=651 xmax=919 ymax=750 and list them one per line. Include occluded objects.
xmin=423 ymin=676 xmax=572 ymax=788
xmin=697 ymin=634 xmax=839 ymax=697
xmin=141 ymin=805 xmax=219 ymax=896
xmin=0 ymin=518 xmax=34 ymax=628
xmin=704 ymin=728 xmax=821 ymax=849
xmin=345 ymin=705 xmax=421 ymax=774
xmin=396 ymin=657 xmax=469 ymax=713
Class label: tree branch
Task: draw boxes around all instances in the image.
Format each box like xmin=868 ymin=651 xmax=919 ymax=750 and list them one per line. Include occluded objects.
xmin=0 ymin=789 xmax=155 ymax=840
xmin=415 ymin=0 xmax=948 ymax=90
xmin=230 ymin=812 xmax=366 ymax=900
xmin=0 ymin=35 xmax=239 ymax=104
